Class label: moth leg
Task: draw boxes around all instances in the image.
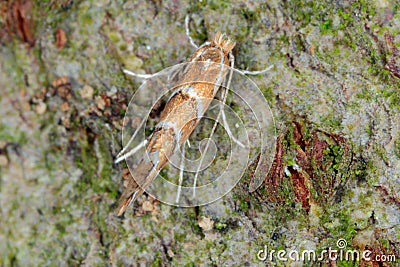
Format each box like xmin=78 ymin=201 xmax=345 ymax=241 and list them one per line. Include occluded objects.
xmin=221 ymin=53 xmax=246 ymax=148
xmin=116 ymin=113 xmax=148 ymax=159
xmin=192 ymin=118 xmax=219 ymax=198
xmin=191 ymin=86 xmax=245 ymax=198
xmin=239 ymin=64 xmax=274 ymax=75
xmin=118 ymin=68 xmax=181 ymax=162
xmin=123 ymin=69 xmax=154 ymax=79
xmin=221 ymin=55 xmax=273 ymax=146
xmin=184 ymin=14 xmax=199 ymax=49
xmin=220 ymin=90 xmax=246 ymax=148
xmin=115 ymin=140 xmax=148 ymax=164
xmin=122 ymin=13 xmax=203 ymax=81
xmin=116 ymin=67 xmax=163 ymax=162
xmin=191 ymin=53 xmax=239 ymax=198
xmin=175 ymin=141 xmax=186 ymax=204
xmin=123 ymin=65 xmax=181 ymax=81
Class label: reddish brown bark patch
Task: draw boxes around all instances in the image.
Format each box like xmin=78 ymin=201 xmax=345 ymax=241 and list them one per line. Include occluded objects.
xmin=293 ymin=120 xmax=307 ymax=151
xmin=384 ymin=32 xmax=400 ymax=79
xmin=55 ymin=28 xmax=67 ymax=49
xmin=262 ymin=135 xmax=285 ymax=203
xmin=258 ymin=119 xmax=351 ymax=211
xmin=1 ymin=0 xmax=35 ymax=46
xmin=289 ymin=167 xmax=311 ymax=212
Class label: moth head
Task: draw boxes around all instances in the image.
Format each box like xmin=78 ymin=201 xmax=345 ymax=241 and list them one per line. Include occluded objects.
xmin=189 ymin=32 xmax=235 ymax=64
xmin=213 ymin=32 xmax=236 ymax=54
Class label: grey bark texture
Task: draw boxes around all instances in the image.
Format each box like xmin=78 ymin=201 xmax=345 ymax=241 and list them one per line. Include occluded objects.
xmin=0 ymin=0 xmax=399 ymax=266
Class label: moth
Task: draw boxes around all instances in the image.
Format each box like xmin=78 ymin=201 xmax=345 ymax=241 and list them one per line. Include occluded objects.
xmin=116 ymin=32 xmax=237 ymax=215
xmin=115 ymin=30 xmax=275 ymax=216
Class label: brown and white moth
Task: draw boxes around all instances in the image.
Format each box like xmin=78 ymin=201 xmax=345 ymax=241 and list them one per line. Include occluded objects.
xmin=116 ymin=32 xmax=236 ymax=215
